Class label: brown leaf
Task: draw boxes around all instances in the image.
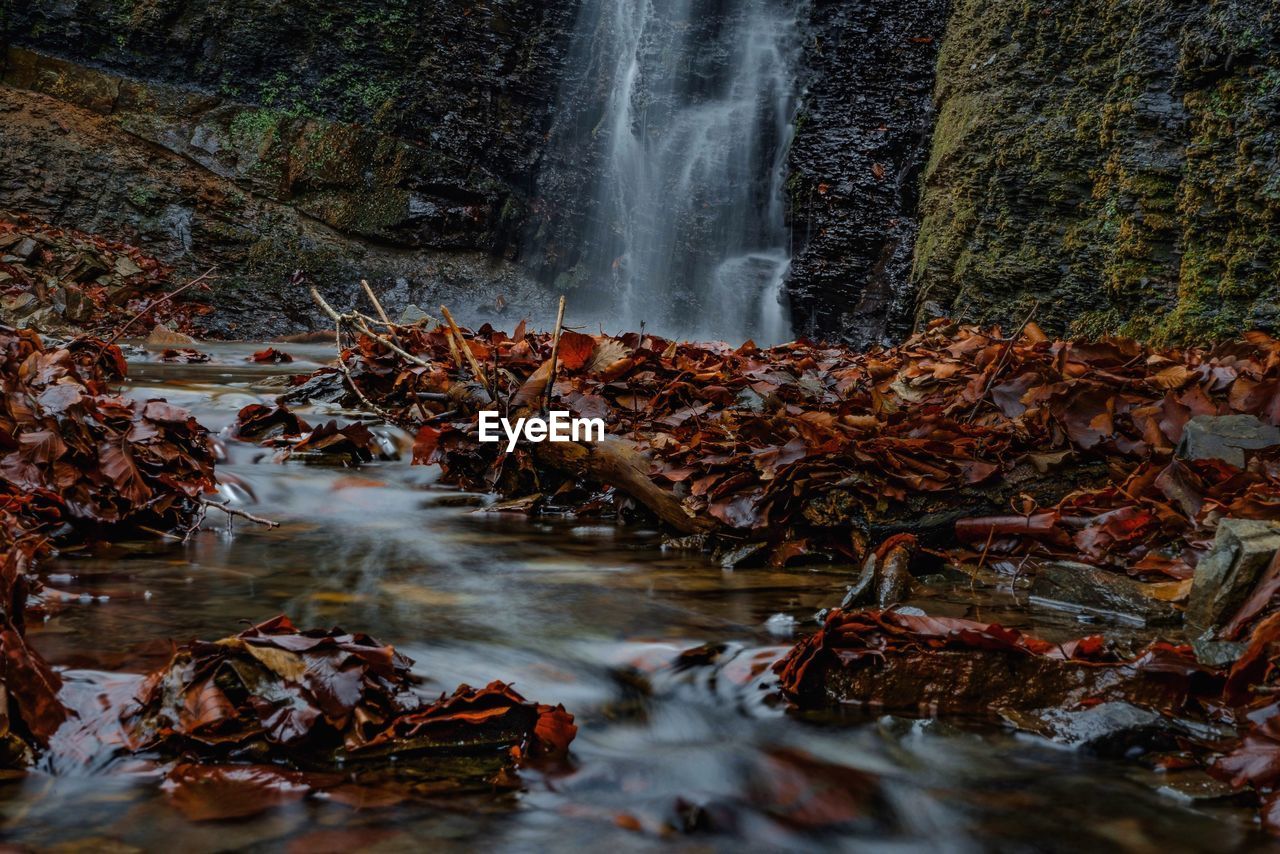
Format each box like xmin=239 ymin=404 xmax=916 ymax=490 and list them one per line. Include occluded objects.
xmin=100 ymin=438 xmax=151 ymax=503
xmin=162 ymin=764 xmax=312 ymax=821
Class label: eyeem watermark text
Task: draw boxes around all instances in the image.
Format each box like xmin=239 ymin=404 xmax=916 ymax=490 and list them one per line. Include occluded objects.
xmin=478 ymin=410 xmax=605 ymax=452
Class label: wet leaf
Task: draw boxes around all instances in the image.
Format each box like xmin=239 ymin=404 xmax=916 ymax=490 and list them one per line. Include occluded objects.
xmin=162 ymin=763 xmax=312 ymax=821
xmin=249 ymin=348 xmax=294 ymax=364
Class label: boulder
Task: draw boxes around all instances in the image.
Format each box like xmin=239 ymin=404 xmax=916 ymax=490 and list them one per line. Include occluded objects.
xmin=1187 ymin=519 xmax=1280 ymax=633
xmin=11 ymin=237 xmax=39 ymax=260
xmin=1178 ymin=414 xmax=1280 ymax=468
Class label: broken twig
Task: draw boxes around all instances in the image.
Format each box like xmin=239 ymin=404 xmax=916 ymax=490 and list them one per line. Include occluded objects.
xmin=360 ymin=279 xmax=402 ymax=348
xmin=100 ymin=266 xmax=217 ymax=353
xmin=439 ymin=305 xmax=488 ymax=386
xmin=544 ymin=295 xmax=567 ymax=413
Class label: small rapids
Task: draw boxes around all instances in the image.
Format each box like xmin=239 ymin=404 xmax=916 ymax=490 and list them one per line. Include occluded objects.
xmin=0 ymin=347 xmax=1260 ymax=851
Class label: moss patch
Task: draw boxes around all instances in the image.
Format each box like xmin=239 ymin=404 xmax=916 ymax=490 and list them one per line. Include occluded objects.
xmin=914 ymin=0 xmax=1280 ymax=343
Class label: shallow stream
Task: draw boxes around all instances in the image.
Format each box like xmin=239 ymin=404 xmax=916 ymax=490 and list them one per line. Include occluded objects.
xmin=0 ymin=345 xmax=1268 ymax=851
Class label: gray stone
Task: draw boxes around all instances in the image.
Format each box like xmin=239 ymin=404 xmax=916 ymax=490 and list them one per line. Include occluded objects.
xmin=839 ymin=552 xmax=878 ymax=609
xmin=1187 ymin=519 xmax=1280 ymax=632
xmin=1006 ymin=702 xmax=1167 ymax=752
xmin=12 ymin=237 xmax=39 ymax=259
xmin=62 ymin=285 xmax=94 ymax=323
xmin=397 ymin=303 xmax=432 ymax=325
xmin=1178 ymin=414 xmax=1280 ymax=468
xmin=1029 ymin=561 xmax=1180 ymax=626
xmin=1003 ymin=701 xmax=1231 ymax=757
xmin=1190 ymin=634 xmax=1248 ymax=668
xmin=0 ymin=291 xmax=37 ymax=319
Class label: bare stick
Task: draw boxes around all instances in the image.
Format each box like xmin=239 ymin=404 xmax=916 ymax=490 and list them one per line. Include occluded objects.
xmin=544 ymin=295 xmax=567 ymax=413
xmin=310 ymin=287 xmax=347 ymax=330
xmin=439 ymin=305 xmax=488 ymax=386
xmin=360 ymin=279 xmax=402 ymax=347
xmin=445 ymin=327 xmax=463 ymax=369
xmin=99 ymin=266 xmax=217 ymax=352
xmin=200 ymin=497 xmax=280 ymax=528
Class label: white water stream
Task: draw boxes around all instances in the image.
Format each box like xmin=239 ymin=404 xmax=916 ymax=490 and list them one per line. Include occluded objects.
xmin=540 ymin=0 xmax=802 ymax=344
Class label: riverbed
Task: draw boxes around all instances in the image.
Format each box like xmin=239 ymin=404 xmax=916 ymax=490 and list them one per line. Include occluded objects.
xmin=0 ymin=344 xmax=1265 ymax=851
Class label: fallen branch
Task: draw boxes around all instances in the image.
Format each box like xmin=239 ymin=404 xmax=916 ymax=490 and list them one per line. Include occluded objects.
xmin=360 ymin=279 xmax=402 ymax=348
xmin=309 ymin=287 xmax=399 ymax=421
xmin=199 ymin=498 xmax=280 ymax=529
xmin=534 ymin=435 xmax=718 ymax=535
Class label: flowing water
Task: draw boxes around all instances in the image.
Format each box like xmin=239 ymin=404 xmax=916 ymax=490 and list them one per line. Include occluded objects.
xmin=0 ymin=349 xmax=1268 ymax=851
xmin=533 ymin=0 xmax=798 ymax=345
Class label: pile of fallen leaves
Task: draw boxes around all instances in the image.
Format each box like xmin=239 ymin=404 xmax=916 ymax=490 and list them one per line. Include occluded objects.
xmin=122 ymin=615 xmax=576 ymax=815
xmin=0 ymin=503 xmax=65 ymax=767
xmin=233 ymin=402 xmax=389 ymax=464
xmin=287 ymin=317 xmax=1280 ymax=574
xmin=122 ymin=615 xmax=419 ymax=757
xmin=1 ymin=324 xmax=216 ymax=534
xmin=0 ymin=216 xmax=207 ymax=337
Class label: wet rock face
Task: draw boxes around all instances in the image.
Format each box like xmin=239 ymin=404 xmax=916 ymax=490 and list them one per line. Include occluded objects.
xmin=1 ymin=1 xmax=577 ymax=337
xmin=3 ymin=0 xmax=956 ymax=346
xmin=912 ymin=0 xmax=1280 ymax=344
xmin=7 ymin=0 xmax=574 ymax=253
xmin=785 ymin=0 xmax=948 ymax=346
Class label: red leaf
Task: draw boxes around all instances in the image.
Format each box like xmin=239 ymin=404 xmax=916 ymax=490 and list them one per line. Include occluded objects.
xmin=557 ymin=330 xmax=596 ymax=371
xmin=250 ymin=348 xmax=294 ymax=364
xmin=100 ymin=438 xmax=151 ymax=503
xmin=412 ymin=424 xmax=444 ymax=464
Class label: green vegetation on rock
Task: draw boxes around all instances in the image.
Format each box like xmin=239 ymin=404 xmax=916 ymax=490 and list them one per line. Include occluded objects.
xmin=914 ymin=0 xmax=1280 ymax=343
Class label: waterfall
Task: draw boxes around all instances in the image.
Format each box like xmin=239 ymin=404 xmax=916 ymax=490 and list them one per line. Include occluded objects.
xmin=530 ymin=0 xmax=803 ymax=345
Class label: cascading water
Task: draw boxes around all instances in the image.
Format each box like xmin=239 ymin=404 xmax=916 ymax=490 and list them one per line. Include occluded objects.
xmin=531 ymin=0 xmax=803 ymax=345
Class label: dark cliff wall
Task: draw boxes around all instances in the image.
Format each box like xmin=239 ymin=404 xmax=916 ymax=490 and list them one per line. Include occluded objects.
xmin=1 ymin=0 xmax=576 ymax=335
xmin=786 ymin=0 xmax=948 ymax=346
xmin=2 ymin=0 xmax=951 ymax=344
xmin=912 ymin=0 xmax=1280 ymax=343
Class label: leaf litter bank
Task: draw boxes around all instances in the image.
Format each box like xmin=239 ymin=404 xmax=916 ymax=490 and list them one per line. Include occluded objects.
xmin=0 ymin=324 xmax=576 ymax=820
xmin=274 ymin=306 xmax=1280 ymax=832
xmin=6 ymin=298 xmax=1280 ymax=831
